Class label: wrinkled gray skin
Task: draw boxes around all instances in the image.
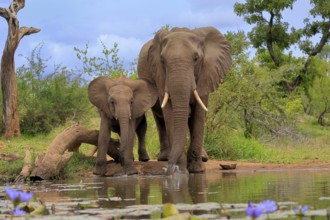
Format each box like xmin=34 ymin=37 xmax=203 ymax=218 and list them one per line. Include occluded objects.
xmin=88 ymin=77 xmax=157 ymax=176
xmin=138 ymin=27 xmax=232 ymax=175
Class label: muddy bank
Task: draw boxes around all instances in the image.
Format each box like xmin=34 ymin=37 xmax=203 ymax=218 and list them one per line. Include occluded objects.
xmin=102 ymin=159 xmax=330 ymax=177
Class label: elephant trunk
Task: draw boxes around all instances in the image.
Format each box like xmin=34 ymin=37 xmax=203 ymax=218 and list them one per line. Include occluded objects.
xmin=117 ymin=112 xmax=132 ymax=166
xmin=162 ymin=73 xmax=207 ymax=111
xmin=166 ymin=74 xmax=191 ymax=168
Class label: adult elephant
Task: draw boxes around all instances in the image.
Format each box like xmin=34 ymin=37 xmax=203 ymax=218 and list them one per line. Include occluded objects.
xmin=138 ymin=26 xmax=232 ymax=175
xmin=88 ymin=76 xmax=157 ymax=175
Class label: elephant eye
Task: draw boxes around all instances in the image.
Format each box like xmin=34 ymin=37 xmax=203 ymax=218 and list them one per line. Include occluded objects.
xmin=160 ymin=55 xmax=165 ymax=65
xmin=130 ymin=99 xmax=133 ymax=105
xmin=193 ymin=54 xmax=199 ymax=63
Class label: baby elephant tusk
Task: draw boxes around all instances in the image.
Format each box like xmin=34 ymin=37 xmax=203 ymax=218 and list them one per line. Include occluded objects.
xmin=194 ymin=90 xmax=208 ymax=111
xmin=161 ymin=92 xmax=169 ymax=108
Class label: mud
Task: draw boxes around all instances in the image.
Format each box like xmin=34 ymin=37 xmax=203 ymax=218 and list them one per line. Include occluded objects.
xmin=103 ymin=159 xmax=330 ymax=176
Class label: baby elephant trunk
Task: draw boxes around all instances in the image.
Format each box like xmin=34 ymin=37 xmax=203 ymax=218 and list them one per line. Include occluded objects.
xmin=117 ymin=109 xmax=134 ymax=166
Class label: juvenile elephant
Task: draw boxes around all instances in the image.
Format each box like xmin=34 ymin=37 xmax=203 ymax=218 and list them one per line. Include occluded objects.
xmin=138 ymin=26 xmax=232 ymax=175
xmin=88 ymin=76 xmax=157 ymax=175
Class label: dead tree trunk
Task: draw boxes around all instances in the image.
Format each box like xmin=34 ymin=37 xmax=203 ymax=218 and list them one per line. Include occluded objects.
xmin=30 ymin=125 xmax=120 ymax=181
xmin=0 ymin=0 xmax=40 ymax=138
xmin=30 ymin=125 xmax=99 ymax=180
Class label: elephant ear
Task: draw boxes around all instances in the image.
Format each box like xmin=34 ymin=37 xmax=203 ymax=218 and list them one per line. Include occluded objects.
xmin=125 ymin=79 xmax=158 ymax=118
xmin=193 ymin=27 xmax=232 ymax=96
xmin=147 ymin=29 xmax=170 ymax=97
xmin=88 ymin=76 xmax=115 ymax=117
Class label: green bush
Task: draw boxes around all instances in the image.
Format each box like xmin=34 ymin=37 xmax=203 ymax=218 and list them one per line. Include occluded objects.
xmin=204 ymin=126 xmax=265 ymax=161
xmin=17 ymin=44 xmax=90 ymax=135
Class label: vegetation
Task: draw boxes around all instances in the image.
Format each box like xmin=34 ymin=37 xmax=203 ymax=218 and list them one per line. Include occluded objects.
xmin=16 ymin=44 xmax=91 ymax=135
xmin=0 ymin=0 xmax=40 ymax=138
xmin=0 ymin=1 xmax=329 ymax=179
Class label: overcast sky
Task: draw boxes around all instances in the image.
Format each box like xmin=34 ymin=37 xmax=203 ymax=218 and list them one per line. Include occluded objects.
xmin=0 ymin=0 xmax=311 ymax=72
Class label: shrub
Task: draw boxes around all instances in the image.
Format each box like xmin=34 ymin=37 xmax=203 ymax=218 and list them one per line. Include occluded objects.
xmin=17 ymin=44 xmax=90 ymax=135
xmin=204 ymin=126 xmax=265 ymax=161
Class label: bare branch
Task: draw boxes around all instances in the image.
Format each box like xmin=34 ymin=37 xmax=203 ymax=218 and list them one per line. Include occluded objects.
xmin=290 ymin=22 xmax=330 ymax=91
xmin=14 ymin=149 xmax=32 ymax=183
xmin=0 ymin=7 xmax=9 ymax=21
xmin=12 ymin=0 xmax=25 ymax=14
xmin=308 ymin=27 xmax=330 ymax=57
xmin=0 ymin=0 xmax=25 ymax=21
xmin=19 ymin=26 xmax=41 ymax=42
xmin=15 ymin=0 xmax=25 ymax=10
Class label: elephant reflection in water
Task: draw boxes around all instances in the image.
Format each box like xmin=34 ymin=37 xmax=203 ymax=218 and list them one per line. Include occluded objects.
xmin=162 ymin=174 xmax=208 ymax=216
xmin=95 ymin=177 xmax=152 ymax=219
xmin=93 ymin=174 xmax=208 ymax=217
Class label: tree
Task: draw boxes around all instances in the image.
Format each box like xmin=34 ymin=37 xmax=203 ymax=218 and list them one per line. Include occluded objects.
xmin=74 ymin=41 xmax=132 ymax=79
xmin=234 ymin=0 xmax=330 ymax=92
xmin=308 ymin=50 xmax=330 ymax=126
xmin=207 ymin=31 xmax=302 ymax=141
xmin=0 ymin=0 xmax=40 ymax=138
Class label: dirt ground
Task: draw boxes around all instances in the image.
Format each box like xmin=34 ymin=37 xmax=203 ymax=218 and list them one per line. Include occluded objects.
xmin=205 ymin=159 xmax=330 ymax=172
xmin=104 ymin=159 xmax=330 ymax=176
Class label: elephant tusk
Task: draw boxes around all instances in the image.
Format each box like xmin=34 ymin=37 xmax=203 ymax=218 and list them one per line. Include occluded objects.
xmin=161 ymin=92 xmax=169 ymax=108
xmin=194 ymin=90 xmax=208 ymax=112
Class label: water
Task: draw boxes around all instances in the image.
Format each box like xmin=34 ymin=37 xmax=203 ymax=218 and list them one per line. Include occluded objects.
xmin=2 ymin=169 xmax=330 ymax=219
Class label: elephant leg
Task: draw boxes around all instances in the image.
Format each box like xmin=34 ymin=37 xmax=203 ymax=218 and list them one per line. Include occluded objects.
xmin=187 ymin=96 xmax=208 ymax=173
xmin=152 ymin=102 xmax=170 ymax=161
xmin=94 ymin=112 xmax=110 ymax=176
xmin=201 ymin=146 xmax=209 ymax=162
xmin=187 ymin=115 xmax=208 ymax=162
xmin=136 ymin=115 xmax=150 ymax=162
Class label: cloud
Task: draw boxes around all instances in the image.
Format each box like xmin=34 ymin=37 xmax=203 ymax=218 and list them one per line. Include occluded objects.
xmin=176 ymin=8 xmax=246 ymax=31
xmin=1 ymin=0 xmax=314 ymax=74
xmin=13 ymin=40 xmax=81 ymax=72
xmin=4 ymin=32 xmax=144 ymax=73
xmin=96 ymin=34 xmax=143 ymax=65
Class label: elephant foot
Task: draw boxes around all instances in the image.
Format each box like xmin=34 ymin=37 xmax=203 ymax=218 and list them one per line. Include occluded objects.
xmin=188 ymin=159 xmax=205 ymax=173
xmin=124 ymin=164 xmax=138 ymax=175
xmin=93 ymin=162 xmax=107 ymax=176
xmin=164 ymin=164 xmax=179 ymax=175
xmin=139 ymin=156 xmax=150 ymax=162
xmin=201 ymin=147 xmax=209 ymax=162
xmin=138 ymin=151 xmax=150 ymax=162
xmin=157 ymin=150 xmax=169 ymax=161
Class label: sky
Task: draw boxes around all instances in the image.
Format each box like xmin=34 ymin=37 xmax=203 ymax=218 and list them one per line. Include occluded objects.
xmin=0 ymin=0 xmax=312 ymax=72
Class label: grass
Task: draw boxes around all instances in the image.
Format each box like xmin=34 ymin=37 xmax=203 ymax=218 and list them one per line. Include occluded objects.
xmin=0 ymin=113 xmax=329 ymax=180
xmin=205 ymin=114 xmax=330 ymax=164
xmin=260 ymin=115 xmax=330 ymax=163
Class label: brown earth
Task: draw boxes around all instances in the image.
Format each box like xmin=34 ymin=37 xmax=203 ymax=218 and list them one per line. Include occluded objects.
xmin=104 ymin=159 xmax=330 ymax=177
xmin=206 ymin=159 xmax=330 ymax=171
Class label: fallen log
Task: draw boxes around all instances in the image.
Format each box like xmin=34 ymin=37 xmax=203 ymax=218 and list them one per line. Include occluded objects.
xmin=0 ymin=153 xmax=20 ymax=161
xmin=14 ymin=149 xmax=32 ymax=183
xmin=30 ymin=125 xmax=119 ymax=181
